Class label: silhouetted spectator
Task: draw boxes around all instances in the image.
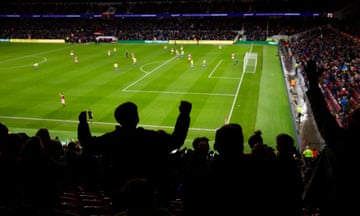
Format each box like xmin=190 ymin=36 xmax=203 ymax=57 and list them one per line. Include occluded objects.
xmin=36 ymin=128 xmax=65 ymax=163
xmin=181 ymin=136 xmax=211 ymax=216
xmin=248 ymin=141 xmax=278 ymax=216
xmin=63 ymin=141 xmax=82 ymax=189
xmin=273 ymin=133 xmax=304 ymax=216
xmin=247 ymin=129 xmax=263 ymax=150
xmin=204 ymin=123 xmax=257 ymax=216
xmin=20 ymin=136 xmax=62 ymax=216
xmin=303 ymin=59 xmax=360 ymax=216
xmin=77 ymin=100 xmax=191 ymax=213
xmin=0 ymin=133 xmax=24 ymax=213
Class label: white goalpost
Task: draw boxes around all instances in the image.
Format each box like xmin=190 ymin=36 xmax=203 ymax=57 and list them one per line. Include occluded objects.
xmin=243 ymin=52 xmax=258 ymax=73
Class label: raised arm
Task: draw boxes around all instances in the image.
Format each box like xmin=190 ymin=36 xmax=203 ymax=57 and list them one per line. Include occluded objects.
xmin=171 ymin=100 xmax=192 ymax=150
xmin=304 ymin=60 xmax=340 ymax=148
xmin=77 ymin=111 xmax=92 ymax=149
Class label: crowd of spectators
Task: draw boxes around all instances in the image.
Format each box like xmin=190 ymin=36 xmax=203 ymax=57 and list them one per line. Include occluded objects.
xmin=0 ymin=1 xmax=338 ymax=41
xmin=288 ymin=26 xmax=360 ymax=126
xmin=1 ymin=98 xmax=357 ymax=215
xmin=0 ymin=1 xmax=352 ymax=15
xmin=0 ymin=100 xmax=312 ymax=216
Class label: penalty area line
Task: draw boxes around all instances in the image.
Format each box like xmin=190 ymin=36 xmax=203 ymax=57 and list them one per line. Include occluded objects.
xmin=0 ymin=115 xmax=216 ymax=132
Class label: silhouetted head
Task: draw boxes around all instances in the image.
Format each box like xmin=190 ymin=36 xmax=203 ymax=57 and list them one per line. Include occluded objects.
xmin=22 ymin=136 xmax=45 ymax=159
xmin=276 ymin=133 xmax=295 ymax=156
xmin=248 ymin=130 xmax=263 ymax=150
xmin=115 ymin=102 xmax=139 ymax=129
xmin=214 ymin=123 xmax=244 ymax=155
xmin=252 ymin=143 xmax=276 ymax=161
xmin=192 ymin=136 xmax=210 ymax=157
xmin=36 ymin=128 xmax=51 ymax=142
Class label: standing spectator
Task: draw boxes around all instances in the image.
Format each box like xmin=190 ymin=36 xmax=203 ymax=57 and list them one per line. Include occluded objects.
xmin=273 ymin=133 xmax=304 ymax=216
xmin=36 ymin=128 xmax=65 ymax=164
xmin=181 ymin=136 xmax=211 ymax=216
xmin=63 ymin=141 xmax=82 ymax=189
xmin=77 ymin=100 xmax=192 ymax=213
xmin=203 ymin=123 xmax=256 ymax=216
xmin=303 ymin=59 xmax=360 ymax=216
xmin=0 ymin=132 xmax=25 ymax=211
xmin=247 ymin=129 xmax=263 ymax=150
xmin=20 ymin=136 xmax=62 ymax=215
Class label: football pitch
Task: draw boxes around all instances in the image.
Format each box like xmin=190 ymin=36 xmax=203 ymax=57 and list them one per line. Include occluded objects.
xmin=0 ymin=42 xmax=296 ymax=152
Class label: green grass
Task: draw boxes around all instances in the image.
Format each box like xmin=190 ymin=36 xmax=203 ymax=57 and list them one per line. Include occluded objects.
xmin=0 ymin=42 xmax=296 ymax=153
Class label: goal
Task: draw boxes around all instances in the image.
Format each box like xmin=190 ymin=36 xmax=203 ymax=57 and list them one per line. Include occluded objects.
xmin=95 ymin=36 xmax=118 ymax=44
xmin=243 ymin=52 xmax=258 ymax=73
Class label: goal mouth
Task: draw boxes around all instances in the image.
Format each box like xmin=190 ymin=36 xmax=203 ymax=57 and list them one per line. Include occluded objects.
xmin=95 ymin=36 xmax=118 ymax=43
xmin=243 ymin=52 xmax=258 ymax=73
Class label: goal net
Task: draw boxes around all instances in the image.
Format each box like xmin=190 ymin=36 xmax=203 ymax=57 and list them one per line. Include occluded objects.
xmin=95 ymin=36 xmax=118 ymax=43
xmin=243 ymin=52 xmax=258 ymax=73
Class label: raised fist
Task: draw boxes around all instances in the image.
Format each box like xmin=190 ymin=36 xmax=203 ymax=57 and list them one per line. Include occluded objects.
xmin=179 ymin=100 xmax=192 ymax=115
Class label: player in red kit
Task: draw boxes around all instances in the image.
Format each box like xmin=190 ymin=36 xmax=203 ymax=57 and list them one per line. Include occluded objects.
xmin=59 ymin=93 xmax=66 ymax=107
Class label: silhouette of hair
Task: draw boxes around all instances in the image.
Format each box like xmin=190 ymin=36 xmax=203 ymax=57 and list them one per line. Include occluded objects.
xmin=22 ymin=136 xmax=45 ymax=159
xmin=248 ymin=130 xmax=263 ymax=149
xmin=114 ymin=102 xmax=139 ymax=128
xmin=214 ymin=123 xmax=244 ymax=154
xmin=36 ymin=128 xmax=51 ymax=142
xmin=192 ymin=136 xmax=210 ymax=157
